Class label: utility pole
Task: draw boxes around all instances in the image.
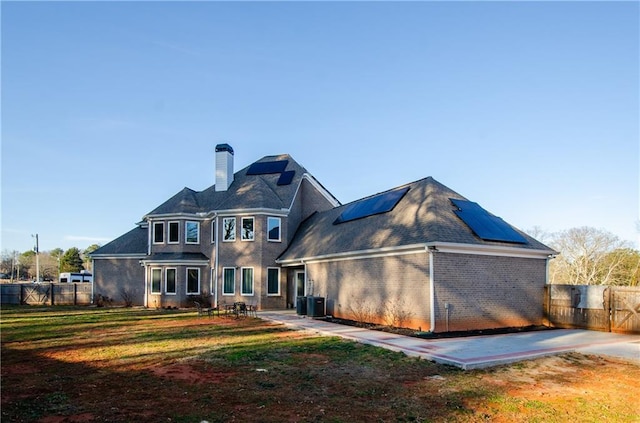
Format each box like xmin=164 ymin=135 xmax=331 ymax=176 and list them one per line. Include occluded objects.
xmin=11 ymin=251 xmax=16 ymax=283
xmin=32 ymin=234 xmax=40 ymax=283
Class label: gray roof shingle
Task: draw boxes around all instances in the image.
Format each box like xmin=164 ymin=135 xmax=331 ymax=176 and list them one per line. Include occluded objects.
xmin=91 ymin=226 xmax=148 ymax=256
xmin=278 ymin=177 xmax=553 ymax=262
xmin=146 ymin=154 xmax=315 ymax=216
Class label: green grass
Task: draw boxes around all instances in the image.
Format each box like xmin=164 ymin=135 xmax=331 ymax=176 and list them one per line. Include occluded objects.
xmin=2 ymin=305 xmax=639 ymax=423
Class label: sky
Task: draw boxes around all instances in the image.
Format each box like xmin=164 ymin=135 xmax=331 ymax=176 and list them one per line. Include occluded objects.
xmin=1 ymin=1 xmax=638 ymax=254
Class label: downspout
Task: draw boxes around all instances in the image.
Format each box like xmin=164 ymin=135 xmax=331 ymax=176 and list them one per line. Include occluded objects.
xmin=213 ymin=214 xmax=219 ymax=307
xmin=301 ymin=260 xmax=307 ymax=295
xmin=428 ymin=247 xmax=436 ymax=333
xmin=143 ymin=264 xmax=148 ymax=308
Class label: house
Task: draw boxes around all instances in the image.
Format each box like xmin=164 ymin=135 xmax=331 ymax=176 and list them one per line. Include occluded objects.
xmin=91 ymin=144 xmax=339 ymax=310
xmin=92 ymin=144 xmax=555 ymax=332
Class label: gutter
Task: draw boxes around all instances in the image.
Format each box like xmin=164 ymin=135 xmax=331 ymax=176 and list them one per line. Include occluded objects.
xmin=277 ymin=241 xmax=555 ymax=266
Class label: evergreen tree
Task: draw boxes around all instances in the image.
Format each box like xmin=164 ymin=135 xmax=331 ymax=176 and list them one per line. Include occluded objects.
xmin=60 ymin=248 xmax=84 ymax=273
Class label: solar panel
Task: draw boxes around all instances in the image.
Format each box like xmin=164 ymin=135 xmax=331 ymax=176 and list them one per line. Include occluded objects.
xmin=450 ymin=199 xmax=528 ymax=244
xmin=277 ymin=170 xmax=295 ymax=186
xmin=246 ymin=160 xmax=289 ymax=175
xmin=334 ymin=186 xmax=410 ymax=224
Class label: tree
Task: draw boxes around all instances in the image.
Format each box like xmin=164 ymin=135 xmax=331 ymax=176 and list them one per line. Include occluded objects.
xmin=60 ymin=248 xmax=84 ymax=273
xmin=20 ymin=250 xmax=36 ymax=280
xmin=549 ymin=227 xmax=634 ymax=285
xmin=82 ymin=244 xmax=100 ymax=272
xmin=601 ymin=248 xmax=640 ymax=286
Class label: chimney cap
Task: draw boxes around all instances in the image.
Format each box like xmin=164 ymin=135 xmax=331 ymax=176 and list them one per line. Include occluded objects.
xmin=215 ymin=143 xmax=234 ymax=154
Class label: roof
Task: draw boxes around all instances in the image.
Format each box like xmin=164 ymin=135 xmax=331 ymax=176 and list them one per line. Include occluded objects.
xmin=142 ymin=252 xmax=209 ymax=262
xmin=278 ymin=177 xmax=554 ymax=262
xmin=91 ymin=226 xmax=148 ymax=257
xmin=145 ymin=154 xmax=337 ymax=217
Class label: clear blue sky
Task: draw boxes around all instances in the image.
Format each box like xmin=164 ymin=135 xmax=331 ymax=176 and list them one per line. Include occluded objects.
xmin=2 ymin=1 xmax=638 ymax=254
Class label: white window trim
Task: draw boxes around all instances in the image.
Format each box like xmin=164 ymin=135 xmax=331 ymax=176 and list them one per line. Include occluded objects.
xmin=168 ymin=221 xmax=180 ymax=244
xmin=222 ymin=217 xmax=236 ymax=242
xmin=153 ymin=222 xmax=165 ymax=244
xmin=267 ymin=267 xmax=280 ymax=296
xmin=241 ymin=217 xmax=255 ymax=241
xmin=185 ymin=221 xmax=200 ymax=244
xmin=211 ymin=220 xmax=216 ymax=244
xmin=222 ymin=267 xmax=235 ymax=296
xmin=186 ymin=267 xmax=200 ymax=295
xmin=165 ymin=268 xmax=177 ymax=295
xmin=241 ymin=267 xmax=254 ymax=296
xmin=151 ymin=268 xmax=162 ymax=294
xmin=267 ymin=216 xmax=281 ymax=242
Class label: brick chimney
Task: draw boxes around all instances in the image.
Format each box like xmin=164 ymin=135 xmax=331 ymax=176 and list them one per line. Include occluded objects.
xmin=215 ymin=144 xmax=234 ymax=191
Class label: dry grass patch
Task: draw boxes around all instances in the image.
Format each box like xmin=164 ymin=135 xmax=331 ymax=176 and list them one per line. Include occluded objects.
xmin=2 ymin=306 xmax=638 ymax=422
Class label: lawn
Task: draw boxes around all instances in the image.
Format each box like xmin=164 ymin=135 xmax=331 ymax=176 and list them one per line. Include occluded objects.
xmin=1 ymin=306 xmax=638 ymax=422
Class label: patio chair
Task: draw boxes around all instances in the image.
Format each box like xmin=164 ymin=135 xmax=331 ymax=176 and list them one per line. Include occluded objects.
xmin=194 ymin=301 xmax=213 ymax=318
xmin=234 ymin=302 xmax=248 ymax=319
xmin=247 ymin=303 xmax=258 ymax=317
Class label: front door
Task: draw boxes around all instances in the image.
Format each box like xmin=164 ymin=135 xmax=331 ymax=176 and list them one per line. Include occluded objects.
xmin=295 ymin=271 xmax=305 ymax=298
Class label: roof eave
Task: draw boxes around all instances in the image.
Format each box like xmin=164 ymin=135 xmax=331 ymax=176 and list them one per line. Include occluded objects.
xmin=277 ymin=241 xmax=557 ymax=266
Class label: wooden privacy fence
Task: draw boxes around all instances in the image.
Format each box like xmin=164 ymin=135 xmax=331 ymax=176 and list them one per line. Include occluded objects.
xmin=544 ymin=284 xmax=640 ymax=334
xmin=0 ymin=283 xmax=92 ymax=306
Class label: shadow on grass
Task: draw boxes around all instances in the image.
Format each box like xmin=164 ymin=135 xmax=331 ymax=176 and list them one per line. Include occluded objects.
xmin=0 ymin=306 xmax=521 ymax=422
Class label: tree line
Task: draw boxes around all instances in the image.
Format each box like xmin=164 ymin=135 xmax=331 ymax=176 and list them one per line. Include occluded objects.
xmin=0 ymin=245 xmax=99 ymax=282
xmin=529 ymin=226 xmax=638 ymax=286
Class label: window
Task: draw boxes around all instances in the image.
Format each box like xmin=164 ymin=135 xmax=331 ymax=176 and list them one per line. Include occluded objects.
xmin=223 ymin=267 xmax=235 ymax=295
xmin=223 ymin=217 xmax=236 ymax=241
xmin=165 ymin=268 xmax=176 ymax=294
xmin=267 ymin=217 xmax=281 ymax=242
xmin=211 ymin=221 xmax=216 ymax=244
xmin=241 ymin=267 xmax=254 ymax=296
xmin=185 ymin=221 xmax=200 ymax=244
xmin=267 ymin=268 xmax=280 ymax=296
xmin=153 ymin=222 xmax=164 ymax=244
xmin=241 ymin=217 xmax=254 ymax=241
xmin=186 ymin=268 xmax=200 ymax=294
xmin=168 ymin=222 xmax=179 ymax=244
xmin=151 ymin=268 xmax=162 ymax=294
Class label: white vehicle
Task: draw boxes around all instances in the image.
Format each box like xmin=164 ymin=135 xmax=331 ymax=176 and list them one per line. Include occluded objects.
xmin=59 ymin=272 xmax=93 ymax=283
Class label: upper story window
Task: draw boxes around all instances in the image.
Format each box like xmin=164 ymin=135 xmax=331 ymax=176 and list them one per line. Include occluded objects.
xmin=185 ymin=221 xmax=200 ymax=244
xmin=168 ymin=222 xmax=179 ymax=244
xmin=153 ymin=222 xmax=164 ymax=244
xmin=241 ymin=217 xmax=255 ymax=241
xmin=223 ymin=217 xmax=236 ymax=242
xmin=267 ymin=217 xmax=281 ymax=242
xmin=211 ymin=221 xmax=216 ymax=244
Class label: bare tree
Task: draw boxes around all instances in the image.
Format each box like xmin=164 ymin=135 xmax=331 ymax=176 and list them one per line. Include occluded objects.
xmin=549 ymin=227 xmax=632 ymax=285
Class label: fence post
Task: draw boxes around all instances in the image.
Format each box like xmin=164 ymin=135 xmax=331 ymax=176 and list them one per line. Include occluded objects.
xmin=50 ymin=282 xmax=55 ymax=306
xmin=74 ymin=283 xmax=77 ymax=305
xmin=20 ymin=284 xmax=24 ymax=305
xmin=605 ymin=287 xmax=612 ymax=333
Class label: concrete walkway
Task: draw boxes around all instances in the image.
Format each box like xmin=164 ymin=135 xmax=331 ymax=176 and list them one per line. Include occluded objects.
xmin=259 ymin=310 xmax=640 ymax=370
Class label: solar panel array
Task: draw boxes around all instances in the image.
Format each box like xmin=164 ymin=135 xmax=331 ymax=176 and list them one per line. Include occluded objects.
xmin=450 ymin=199 xmax=527 ymax=244
xmin=246 ymin=160 xmax=295 ymax=186
xmin=277 ymin=170 xmax=295 ymax=186
xmin=334 ymin=186 xmax=410 ymax=224
xmin=246 ymin=160 xmax=289 ymax=175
